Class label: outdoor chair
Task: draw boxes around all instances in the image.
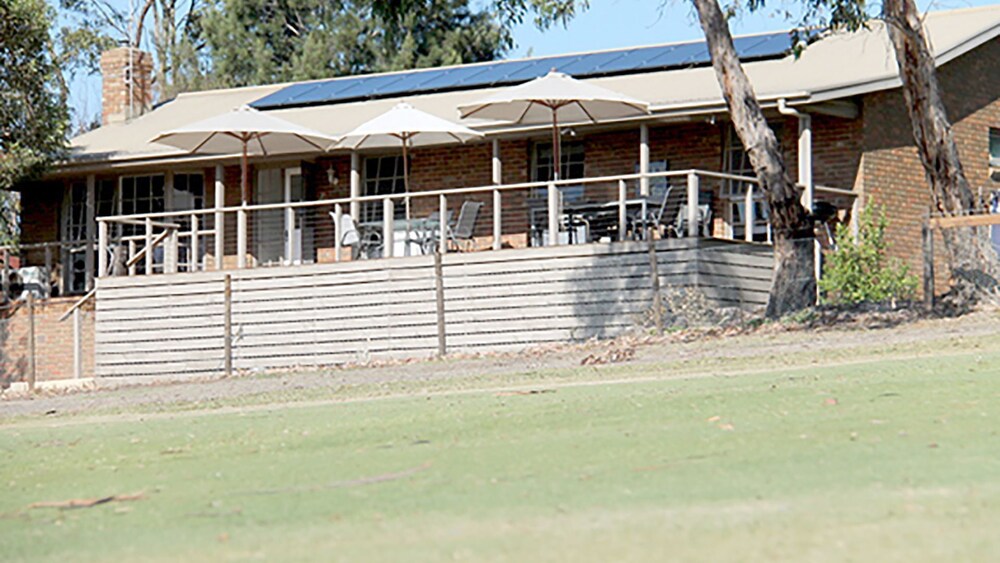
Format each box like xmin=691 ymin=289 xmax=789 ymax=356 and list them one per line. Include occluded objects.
xmin=670 ymin=204 xmax=713 ymax=238
xmin=415 ymin=209 xmax=453 ymax=254
xmin=448 ymin=201 xmax=484 ymax=252
xmin=329 ymin=211 xmax=373 ymax=260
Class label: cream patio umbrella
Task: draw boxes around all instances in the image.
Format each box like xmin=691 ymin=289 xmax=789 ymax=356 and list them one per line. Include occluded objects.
xmin=150 ymin=105 xmax=338 ymax=205
xmin=334 ymin=102 xmax=484 ymax=252
xmin=458 ymin=70 xmax=649 ymax=180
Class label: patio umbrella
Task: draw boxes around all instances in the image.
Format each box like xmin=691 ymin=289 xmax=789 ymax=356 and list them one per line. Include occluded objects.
xmin=458 ymin=70 xmax=648 ymax=180
xmin=150 ymin=105 xmax=338 ymax=205
xmin=334 ymin=102 xmax=484 ymax=247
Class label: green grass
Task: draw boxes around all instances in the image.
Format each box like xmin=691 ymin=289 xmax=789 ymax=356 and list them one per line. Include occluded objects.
xmin=2 ymin=348 xmax=999 ymax=561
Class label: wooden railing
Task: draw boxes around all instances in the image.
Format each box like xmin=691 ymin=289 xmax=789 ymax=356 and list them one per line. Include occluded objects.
xmin=91 ymin=169 xmax=853 ymax=279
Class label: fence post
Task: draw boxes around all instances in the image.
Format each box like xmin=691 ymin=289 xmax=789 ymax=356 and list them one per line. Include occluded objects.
xmin=922 ymin=222 xmax=934 ymax=311
xmin=434 ymin=250 xmax=447 ymax=357
xmin=237 ymin=208 xmax=248 ymax=269
xmin=686 ymin=172 xmax=699 ymax=237
xmin=334 ymin=203 xmax=343 ymax=262
xmin=492 ymin=189 xmax=502 ymax=251
xmin=190 ymin=213 xmax=200 ymax=272
xmin=144 ymin=217 xmax=154 ymax=274
xmin=648 ymin=228 xmax=663 ymax=334
xmin=618 ymin=179 xmax=628 ymax=242
xmin=383 ymin=199 xmax=394 ymax=258
xmin=547 ymin=182 xmax=559 ymax=246
xmin=97 ymin=219 xmax=109 ymax=278
xmin=73 ymin=307 xmax=82 ymax=379
xmin=27 ymin=292 xmax=36 ymax=391
xmin=128 ymin=240 xmax=137 ymax=276
xmin=223 ymin=274 xmax=232 ymax=377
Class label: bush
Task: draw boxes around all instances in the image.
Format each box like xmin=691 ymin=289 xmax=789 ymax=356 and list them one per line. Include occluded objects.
xmin=819 ymin=203 xmax=918 ymax=306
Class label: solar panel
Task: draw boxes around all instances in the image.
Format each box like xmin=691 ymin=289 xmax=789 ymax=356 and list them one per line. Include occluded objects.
xmin=251 ymin=30 xmax=796 ymax=110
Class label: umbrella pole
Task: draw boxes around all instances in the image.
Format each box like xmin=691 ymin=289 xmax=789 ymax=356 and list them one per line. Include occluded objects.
xmin=402 ymin=136 xmax=411 ymax=256
xmin=551 ymin=109 xmax=561 ymax=182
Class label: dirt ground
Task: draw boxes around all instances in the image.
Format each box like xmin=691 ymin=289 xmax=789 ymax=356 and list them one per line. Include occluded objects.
xmin=2 ymin=308 xmax=997 ymax=420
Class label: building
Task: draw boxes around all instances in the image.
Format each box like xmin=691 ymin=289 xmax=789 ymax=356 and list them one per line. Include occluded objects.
xmin=5 ymin=6 xmax=1000 ymax=383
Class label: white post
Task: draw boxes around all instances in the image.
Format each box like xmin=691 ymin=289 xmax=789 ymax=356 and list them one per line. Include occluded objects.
xmin=128 ymin=240 xmax=137 ymax=276
xmin=334 ymin=203 xmax=343 ymax=263
xmin=350 ymin=151 xmax=361 ymax=220
xmin=214 ymin=164 xmax=225 ymax=270
xmin=745 ymin=184 xmax=755 ymax=242
xmin=164 ymin=229 xmax=178 ymax=274
xmin=85 ymin=175 xmax=96 ymax=290
xmin=190 ymin=213 xmax=199 ymax=271
xmin=492 ymin=139 xmax=502 ymax=251
xmin=44 ymin=245 xmax=52 ymax=297
xmin=383 ymin=198 xmax=394 ymax=258
xmin=284 ymin=203 xmax=294 ymax=266
xmin=618 ymin=179 xmax=628 ymax=242
xmin=639 ymin=124 xmax=650 ymax=197
xmin=73 ymin=307 xmax=82 ymax=379
xmin=439 ymin=194 xmax=448 ymax=255
xmin=144 ymin=217 xmax=153 ymax=274
xmin=97 ymin=219 xmax=108 ymax=278
xmin=798 ymin=114 xmax=814 ymax=212
xmin=492 ymin=189 xmax=502 ymax=251
xmin=547 ymin=182 xmax=559 ymax=246
xmin=237 ymin=207 xmax=247 ymax=269
xmin=686 ymin=172 xmax=699 ymax=237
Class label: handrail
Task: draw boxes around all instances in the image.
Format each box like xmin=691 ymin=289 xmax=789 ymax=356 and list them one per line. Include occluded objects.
xmin=95 ymin=169 xmax=762 ymax=223
xmin=125 ymin=229 xmax=172 ymax=269
xmin=58 ymin=287 xmax=96 ymax=322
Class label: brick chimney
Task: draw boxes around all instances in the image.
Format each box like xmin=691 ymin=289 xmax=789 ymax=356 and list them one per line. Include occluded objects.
xmin=99 ymin=46 xmax=153 ymax=125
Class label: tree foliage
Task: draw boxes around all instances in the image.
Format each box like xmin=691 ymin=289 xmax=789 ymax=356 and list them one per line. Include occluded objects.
xmin=0 ymin=0 xmax=69 ymax=246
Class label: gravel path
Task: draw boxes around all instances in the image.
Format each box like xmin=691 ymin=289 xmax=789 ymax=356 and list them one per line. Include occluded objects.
xmin=2 ymin=309 xmax=997 ymax=420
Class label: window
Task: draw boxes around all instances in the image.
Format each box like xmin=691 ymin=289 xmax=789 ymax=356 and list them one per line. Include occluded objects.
xmin=723 ymin=125 xmax=771 ymax=240
xmin=531 ymin=141 xmax=585 ymax=201
xmin=990 ymin=128 xmax=1000 ymax=166
xmin=362 ymin=155 xmax=406 ymax=223
xmin=172 ymin=173 xmax=205 ymax=211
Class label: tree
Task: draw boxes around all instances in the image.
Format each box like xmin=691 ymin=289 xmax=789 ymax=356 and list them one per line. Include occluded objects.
xmin=881 ymin=0 xmax=999 ymax=304
xmin=1 ymin=0 xmax=69 ymax=246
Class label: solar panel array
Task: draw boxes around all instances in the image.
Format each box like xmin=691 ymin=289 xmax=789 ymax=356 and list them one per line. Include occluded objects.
xmin=251 ymin=31 xmax=796 ymax=110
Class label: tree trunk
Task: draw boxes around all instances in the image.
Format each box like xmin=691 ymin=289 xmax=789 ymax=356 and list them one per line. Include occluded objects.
xmin=882 ymin=0 xmax=999 ymax=305
xmin=691 ymin=0 xmax=816 ymax=317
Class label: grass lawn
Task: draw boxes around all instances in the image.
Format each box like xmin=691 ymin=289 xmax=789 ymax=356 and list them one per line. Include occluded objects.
xmin=2 ymin=345 xmax=999 ymax=561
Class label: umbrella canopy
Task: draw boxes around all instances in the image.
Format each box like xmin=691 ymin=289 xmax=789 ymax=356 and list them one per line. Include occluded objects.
xmin=150 ymin=105 xmax=338 ymax=204
xmin=335 ymin=102 xmax=483 ymax=150
xmin=458 ymin=71 xmax=648 ymax=180
xmin=335 ymin=102 xmax=483 ymax=239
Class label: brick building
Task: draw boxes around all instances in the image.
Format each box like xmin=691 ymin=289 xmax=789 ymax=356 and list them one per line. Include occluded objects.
xmin=5 ymin=7 xmax=1000 ymax=383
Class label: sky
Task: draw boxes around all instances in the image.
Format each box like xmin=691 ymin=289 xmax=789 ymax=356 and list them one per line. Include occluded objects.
xmin=59 ymin=0 xmax=995 ymax=124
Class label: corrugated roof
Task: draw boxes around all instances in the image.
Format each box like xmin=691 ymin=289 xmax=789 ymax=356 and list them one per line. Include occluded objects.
xmin=65 ymin=6 xmax=1000 ymax=169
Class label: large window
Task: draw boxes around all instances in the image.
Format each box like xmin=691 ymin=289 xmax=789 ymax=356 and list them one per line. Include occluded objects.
xmin=530 ymin=141 xmax=585 ymax=202
xmin=362 ymin=155 xmax=406 ymax=223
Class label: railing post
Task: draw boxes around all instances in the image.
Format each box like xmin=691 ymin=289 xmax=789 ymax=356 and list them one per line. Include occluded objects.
xmin=214 ymin=164 xmax=225 ymax=271
xmin=639 ymin=123 xmax=650 ymax=197
xmin=547 ymin=182 xmax=559 ymax=246
xmin=334 ymin=203 xmax=343 ymax=262
xmin=383 ymin=198 xmax=394 ymax=258
xmin=73 ymin=307 xmax=82 ymax=379
xmin=745 ymin=184 xmax=755 ymax=242
xmin=350 ymin=151 xmax=361 ymax=221
xmin=43 ymin=245 xmax=53 ymax=298
xmin=618 ymin=179 xmax=628 ymax=242
xmin=84 ymin=175 xmax=96 ymax=291
xmin=284 ymin=200 xmax=294 ymax=265
xmin=97 ymin=219 xmax=108 ymax=278
xmin=128 ymin=240 xmax=137 ymax=276
xmin=492 ymin=189 xmax=502 ymax=251
xmin=190 ymin=213 xmax=200 ymax=272
xmin=686 ymin=172 xmax=699 ymax=238
xmin=164 ymin=228 xmax=178 ymax=274
xmin=439 ymin=194 xmax=448 ymax=255
xmin=144 ymin=217 xmax=154 ymax=274
xmin=237 ymin=207 xmax=248 ymax=269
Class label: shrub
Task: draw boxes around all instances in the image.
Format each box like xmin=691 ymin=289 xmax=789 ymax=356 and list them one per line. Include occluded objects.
xmin=819 ymin=203 xmax=918 ymax=306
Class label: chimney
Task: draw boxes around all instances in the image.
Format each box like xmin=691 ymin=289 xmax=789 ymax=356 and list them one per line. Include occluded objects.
xmin=99 ymin=46 xmax=153 ymax=125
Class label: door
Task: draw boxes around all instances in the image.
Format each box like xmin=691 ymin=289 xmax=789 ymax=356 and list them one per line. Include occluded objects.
xmin=284 ymin=167 xmax=312 ymax=264
xmin=255 ymin=168 xmax=284 ymax=265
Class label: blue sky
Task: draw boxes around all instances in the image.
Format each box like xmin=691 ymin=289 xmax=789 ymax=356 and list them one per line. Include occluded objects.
xmin=61 ymin=0 xmax=994 ymax=124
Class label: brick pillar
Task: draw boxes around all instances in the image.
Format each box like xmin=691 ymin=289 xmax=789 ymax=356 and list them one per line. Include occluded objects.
xmin=99 ymin=46 xmax=153 ymax=125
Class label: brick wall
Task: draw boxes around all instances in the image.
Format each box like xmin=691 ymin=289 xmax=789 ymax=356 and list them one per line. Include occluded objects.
xmin=859 ymin=38 xmax=1000 ymax=284
xmin=0 ymin=297 xmax=95 ymax=386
